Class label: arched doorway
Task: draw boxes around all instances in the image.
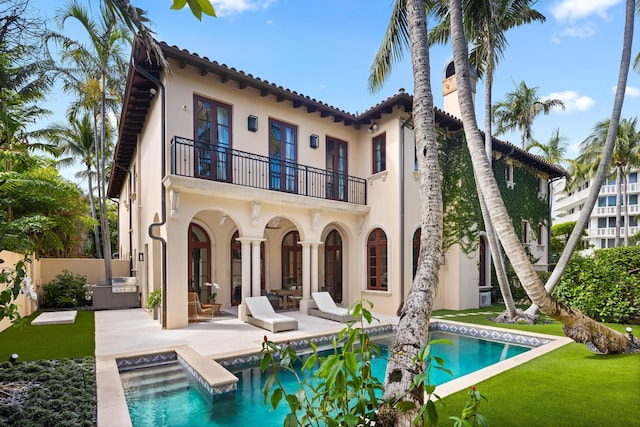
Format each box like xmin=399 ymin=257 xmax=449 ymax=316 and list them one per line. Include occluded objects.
xmin=188 ymin=223 xmax=210 ymax=303
xmin=282 ymin=230 xmax=302 ymax=288
xmin=324 ymin=229 xmax=343 ymax=303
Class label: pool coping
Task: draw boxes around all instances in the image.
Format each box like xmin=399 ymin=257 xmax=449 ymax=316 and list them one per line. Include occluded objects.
xmin=96 ymin=319 xmax=571 ymax=426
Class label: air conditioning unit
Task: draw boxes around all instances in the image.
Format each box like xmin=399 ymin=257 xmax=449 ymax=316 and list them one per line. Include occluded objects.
xmin=479 ymin=291 xmax=491 ymax=307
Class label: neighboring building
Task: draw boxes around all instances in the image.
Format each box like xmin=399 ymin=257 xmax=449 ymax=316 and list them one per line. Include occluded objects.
xmin=553 ymin=170 xmax=640 ymax=249
xmin=108 ymin=38 xmax=565 ymax=329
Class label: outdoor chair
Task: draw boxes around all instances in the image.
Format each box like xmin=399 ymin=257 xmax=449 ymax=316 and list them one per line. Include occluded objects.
xmin=188 ymin=292 xmax=214 ymax=322
xmin=309 ymin=291 xmax=358 ymax=323
xmin=244 ymin=296 xmax=298 ymax=332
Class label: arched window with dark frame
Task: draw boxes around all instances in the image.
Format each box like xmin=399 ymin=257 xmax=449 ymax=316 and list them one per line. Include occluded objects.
xmin=188 ymin=223 xmax=210 ymax=303
xmin=367 ymin=228 xmax=388 ymax=291
xmin=282 ymin=231 xmax=302 ymax=288
xmin=324 ymin=229 xmax=343 ymax=302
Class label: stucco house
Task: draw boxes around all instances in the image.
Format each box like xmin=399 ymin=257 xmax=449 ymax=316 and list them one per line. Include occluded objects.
xmin=108 ymin=37 xmax=565 ymax=329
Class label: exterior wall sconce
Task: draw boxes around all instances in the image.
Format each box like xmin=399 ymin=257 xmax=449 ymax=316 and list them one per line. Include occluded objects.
xmin=310 ymin=134 xmax=319 ymax=149
xmin=368 ymin=122 xmax=378 ymax=133
xmin=138 ymin=252 xmax=144 ymax=262
xmin=248 ymin=115 xmax=258 ymax=132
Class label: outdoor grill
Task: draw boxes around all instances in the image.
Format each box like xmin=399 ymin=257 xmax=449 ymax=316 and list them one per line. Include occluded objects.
xmin=92 ymin=277 xmax=140 ymax=310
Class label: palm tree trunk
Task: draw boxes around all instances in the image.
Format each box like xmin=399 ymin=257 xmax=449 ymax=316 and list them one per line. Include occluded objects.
xmin=91 ymin=113 xmax=103 ymax=259
xmin=615 ymin=166 xmax=622 ymax=246
xmin=87 ymin=170 xmax=102 ymax=259
xmin=100 ymin=74 xmax=112 ymax=283
xmin=382 ymin=1 xmax=441 ymax=424
xmin=483 ymin=51 xmax=518 ymax=319
xmin=449 ymin=0 xmax=630 ymax=354
xmin=525 ymin=0 xmax=635 ymax=318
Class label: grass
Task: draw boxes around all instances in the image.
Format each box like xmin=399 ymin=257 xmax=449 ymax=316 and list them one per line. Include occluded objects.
xmin=0 ymin=310 xmax=96 ymax=427
xmin=432 ymin=306 xmax=640 ymax=426
xmin=0 ymin=310 xmax=95 ymax=362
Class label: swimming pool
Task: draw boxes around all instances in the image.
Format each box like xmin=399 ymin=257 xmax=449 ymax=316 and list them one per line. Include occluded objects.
xmin=122 ymin=329 xmax=531 ymax=426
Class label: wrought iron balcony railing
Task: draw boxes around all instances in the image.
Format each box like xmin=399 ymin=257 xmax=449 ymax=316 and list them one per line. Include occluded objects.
xmin=170 ymin=136 xmax=367 ymax=205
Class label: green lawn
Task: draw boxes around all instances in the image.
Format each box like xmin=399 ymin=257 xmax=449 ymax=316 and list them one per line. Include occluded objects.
xmin=432 ymin=306 xmax=640 ymax=426
xmin=0 ymin=310 xmax=95 ymax=361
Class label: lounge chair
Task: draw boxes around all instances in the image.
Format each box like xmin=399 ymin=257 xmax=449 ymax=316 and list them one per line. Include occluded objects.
xmin=310 ymin=292 xmax=358 ymax=323
xmin=188 ymin=292 xmax=214 ymax=322
xmin=244 ymin=296 xmax=298 ymax=332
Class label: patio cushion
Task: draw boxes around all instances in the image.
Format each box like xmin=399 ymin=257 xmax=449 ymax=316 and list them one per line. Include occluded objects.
xmin=244 ymin=296 xmax=298 ymax=332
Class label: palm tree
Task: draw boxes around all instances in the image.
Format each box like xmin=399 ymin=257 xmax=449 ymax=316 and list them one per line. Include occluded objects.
xmin=49 ymin=0 xmax=130 ymax=279
xmin=450 ymin=0 xmax=633 ymax=353
xmin=525 ymin=128 xmax=568 ymax=166
xmin=493 ymin=80 xmax=565 ymax=148
xmin=369 ymin=0 xmax=443 ymax=421
xmin=50 ymin=113 xmax=103 ymax=258
xmin=575 ymin=118 xmax=640 ymax=246
xmin=429 ymin=0 xmax=546 ymax=322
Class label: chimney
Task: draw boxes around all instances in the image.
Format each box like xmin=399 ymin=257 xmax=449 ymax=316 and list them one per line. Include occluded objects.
xmin=442 ymin=60 xmax=476 ymax=119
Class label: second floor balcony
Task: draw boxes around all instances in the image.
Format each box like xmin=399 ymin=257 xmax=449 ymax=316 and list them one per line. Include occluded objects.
xmin=170 ymin=136 xmax=367 ymax=205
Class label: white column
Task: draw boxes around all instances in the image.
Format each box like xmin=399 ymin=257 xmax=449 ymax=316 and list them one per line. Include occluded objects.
xmin=310 ymin=242 xmax=322 ymax=294
xmin=237 ymin=238 xmax=252 ymax=320
xmin=298 ymin=241 xmax=311 ymax=313
xmin=251 ymin=239 xmax=264 ymax=297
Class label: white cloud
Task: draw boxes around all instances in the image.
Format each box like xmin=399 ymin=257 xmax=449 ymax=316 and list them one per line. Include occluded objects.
xmin=561 ymin=23 xmax=597 ymax=38
xmin=544 ymin=91 xmax=595 ymax=113
xmin=550 ymin=0 xmax=622 ymax=23
xmin=212 ymin=0 xmax=276 ymax=17
xmin=611 ymin=85 xmax=640 ymax=97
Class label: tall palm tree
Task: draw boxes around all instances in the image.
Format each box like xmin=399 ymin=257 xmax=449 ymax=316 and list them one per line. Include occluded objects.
xmin=369 ymin=0 xmax=443 ymax=421
xmin=525 ymin=128 xmax=568 ymax=166
xmin=575 ymin=118 xmax=640 ymax=246
xmin=429 ymin=0 xmax=546 ymax=322
xmin=493 ymin=80 xmax=565 ymax=148
xmin=50 ymin=113 xmax=103 ymax=258
xmin=450 ymin=0 xmax=633 ymax=353
xmin=49 ymin=0 xmax=130 ymax=279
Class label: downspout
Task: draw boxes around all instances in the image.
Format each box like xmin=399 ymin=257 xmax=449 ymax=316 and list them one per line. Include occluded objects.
xmin=133 ymin=60 xmax=168 ymax=329
xmin=397 ymin=115 xmax=411 ymax=315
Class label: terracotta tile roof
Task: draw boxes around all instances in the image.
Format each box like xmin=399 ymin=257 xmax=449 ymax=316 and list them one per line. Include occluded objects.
xmin=108 ymin=37 xmax=566 ymax=197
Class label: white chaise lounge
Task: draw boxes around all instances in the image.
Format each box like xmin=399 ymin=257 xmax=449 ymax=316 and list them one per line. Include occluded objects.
xmin=310 ymin=292 xmax=358 ymax=323
xmin=244 ymin=296 xmax=298 ymax=333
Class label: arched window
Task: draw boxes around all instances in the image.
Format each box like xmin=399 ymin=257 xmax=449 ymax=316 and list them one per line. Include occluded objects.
xmin=412 ymin=228 xmax=421 ymax=278
xmin=367 ymin=228 xmax=387 ymax=291
xmin=282 ymin=231 xmax=302 ymax=287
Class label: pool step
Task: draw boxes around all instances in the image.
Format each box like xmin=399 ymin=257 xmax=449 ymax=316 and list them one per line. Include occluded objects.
xmin=120 ymin=360 xmax=193 ymax=399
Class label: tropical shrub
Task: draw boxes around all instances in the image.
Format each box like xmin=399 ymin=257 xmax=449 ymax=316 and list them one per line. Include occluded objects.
xmin=42 ymin=271 xmax=89 ymax=309
xmin=553 ymin=246 xmax=640 ymax=323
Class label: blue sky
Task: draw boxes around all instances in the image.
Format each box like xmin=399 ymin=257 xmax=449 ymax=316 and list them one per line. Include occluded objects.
xmin=32 ymin=0 xmax=640 ymax=180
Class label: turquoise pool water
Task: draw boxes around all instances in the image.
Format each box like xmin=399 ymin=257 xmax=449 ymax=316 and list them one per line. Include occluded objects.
xmin=125 ymin=331 xmax=530 ymax=426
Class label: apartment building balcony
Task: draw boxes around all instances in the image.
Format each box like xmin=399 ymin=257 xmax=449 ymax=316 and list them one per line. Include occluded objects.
xmin=594 ymin=204 xmax=640 ymax=216
xmin=170 ymin=136 xmax=367 ymax=205
xmin=588 ymin=226 xmax=639 ymax=238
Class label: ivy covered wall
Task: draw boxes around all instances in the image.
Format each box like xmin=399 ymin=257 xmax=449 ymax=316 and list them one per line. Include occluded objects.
xmin=439 ymin=131 xmax=549 ymax=254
